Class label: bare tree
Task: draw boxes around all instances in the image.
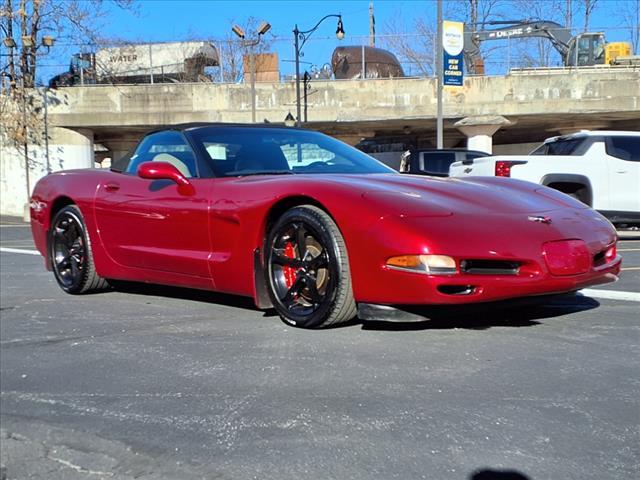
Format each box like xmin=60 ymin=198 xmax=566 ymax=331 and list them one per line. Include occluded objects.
xmin=447 ymin=0 xmax=508 ymax=72
xmin=452 ymin=0 xmax=505 ymax=28
xmin=0 ymin=87 xmax=44 ymax=145
xmin=380 ymin=10 xmax=436 ymax=77
xmin=509 ymin=0 xmax=566 ymax=68
xmin=1 ymin=0 xmax=135 ymax=91
xmin=1 ymin=0 xmax=136 ymax=194
xmin=1 ymin=0 xmax=17 ymax=88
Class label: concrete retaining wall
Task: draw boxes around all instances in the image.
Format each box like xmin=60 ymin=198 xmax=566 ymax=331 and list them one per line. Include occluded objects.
xmin=47 ymin=70 xmax=640 ymax=127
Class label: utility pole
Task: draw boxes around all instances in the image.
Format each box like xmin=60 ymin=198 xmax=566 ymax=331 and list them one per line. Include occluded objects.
xmin=436 ymin=0 xmax=443 ymax=149
xmin=369 ymin=1 xmax=375 ymax=47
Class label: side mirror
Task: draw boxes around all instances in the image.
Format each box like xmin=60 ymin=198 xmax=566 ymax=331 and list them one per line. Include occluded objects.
xmin=137 ymin=161 xmax=194 ymax=196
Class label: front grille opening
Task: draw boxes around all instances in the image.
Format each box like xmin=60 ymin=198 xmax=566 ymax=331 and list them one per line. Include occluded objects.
xmin=593 ymin=250 xmax=605 ymax=267
xmin=438 ymin=285 xmax=476 ymax=296
xmin=460 ymin=259 xmax=521 ymax=275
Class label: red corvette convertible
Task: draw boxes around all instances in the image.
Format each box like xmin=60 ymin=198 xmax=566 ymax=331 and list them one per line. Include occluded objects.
xmin=30 ymin=124 xmax=621 ymax=328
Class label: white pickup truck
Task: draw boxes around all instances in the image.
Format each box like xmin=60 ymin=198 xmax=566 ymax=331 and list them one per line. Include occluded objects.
xmin=449 ymin=130 xmax=640 ymax=226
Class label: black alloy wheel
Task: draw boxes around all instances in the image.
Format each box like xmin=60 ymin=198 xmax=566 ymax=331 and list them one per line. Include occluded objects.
xmin=265 ymin=205 xmax=356 ymax=328
xmin=49 ymin=205 xmax=108 ymax=294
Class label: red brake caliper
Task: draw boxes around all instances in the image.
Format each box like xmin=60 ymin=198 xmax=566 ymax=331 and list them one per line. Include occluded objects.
xmin=283 ymin=242 xmax=297 ymax=288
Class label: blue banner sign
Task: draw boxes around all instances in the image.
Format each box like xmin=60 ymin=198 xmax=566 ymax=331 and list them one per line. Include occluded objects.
xmin=443 ymin=20 xmax=464 ymax=87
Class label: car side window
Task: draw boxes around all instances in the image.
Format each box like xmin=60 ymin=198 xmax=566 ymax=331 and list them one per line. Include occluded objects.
xmin=606 ymin=137 xmax=640 ymax=161
xmin=530 ymin=143 xmax=547 ymax=155
xmin=125 ymin=131 xmax=199 ymax=177
xmin=111 ymin=149 xmax=134 ymax=172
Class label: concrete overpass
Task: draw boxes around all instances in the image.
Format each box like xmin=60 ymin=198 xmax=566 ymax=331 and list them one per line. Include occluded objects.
xmin=46 ymin=67 xmax=640 ymax=161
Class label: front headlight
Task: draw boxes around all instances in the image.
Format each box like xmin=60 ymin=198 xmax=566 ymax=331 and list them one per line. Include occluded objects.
xmin=386 ymin=254 xmax=457 ymax=275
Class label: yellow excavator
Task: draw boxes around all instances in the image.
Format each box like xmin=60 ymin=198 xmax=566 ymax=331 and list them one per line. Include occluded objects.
xmin=464 ymin=20 xmax=636 ymax=74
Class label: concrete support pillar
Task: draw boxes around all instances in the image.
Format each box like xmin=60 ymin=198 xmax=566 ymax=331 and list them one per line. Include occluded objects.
xmin=103 ymin=139 xmax=140 ymax=168
xmin=454 ymin=115 xmax=513 ymax=154
xmin=48 ymin=127 xmax=95 ymax=170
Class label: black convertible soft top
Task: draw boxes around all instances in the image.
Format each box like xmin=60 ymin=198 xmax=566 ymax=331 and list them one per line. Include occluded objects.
xmin=148 ymin=122 xmax=304 ymax=135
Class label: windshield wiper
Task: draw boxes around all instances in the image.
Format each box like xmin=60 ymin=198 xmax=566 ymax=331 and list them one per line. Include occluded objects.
xmin=229 ymin=170 xmax=294 ymax=177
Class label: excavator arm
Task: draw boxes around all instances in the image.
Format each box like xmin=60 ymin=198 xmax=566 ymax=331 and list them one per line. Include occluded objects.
xmin=464 ymin=20 xmax=573 ymax=74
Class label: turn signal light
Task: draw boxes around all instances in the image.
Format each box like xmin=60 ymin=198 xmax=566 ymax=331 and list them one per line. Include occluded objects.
xmin=387 ymin=255 xmax=457 ymax=275
xmin=495 ymin=160 xmax=527 ymax=177
xmin=386 ymin=255 xmax=422 ymax=268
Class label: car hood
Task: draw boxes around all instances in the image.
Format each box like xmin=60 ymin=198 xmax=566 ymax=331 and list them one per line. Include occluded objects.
xmin=317 ymin=173 xmax=584 ymax=217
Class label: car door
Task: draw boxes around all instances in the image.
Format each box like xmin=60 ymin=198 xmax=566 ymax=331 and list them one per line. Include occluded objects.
xmin=605 ymin=136 xmax=640 ymax=214
xmin=94 ymin=131 xmax=212 ymax=279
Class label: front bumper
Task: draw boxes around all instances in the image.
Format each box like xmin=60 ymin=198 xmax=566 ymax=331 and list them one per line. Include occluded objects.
xmin=367 ymin=255 xmax=621 ymax=306
xmin=351 ymin=209 xmax=621 ymax=305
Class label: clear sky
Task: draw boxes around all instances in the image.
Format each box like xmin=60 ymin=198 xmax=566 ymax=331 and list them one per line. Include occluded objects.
xmin=38 ymin=0 xmax=636 ymax=82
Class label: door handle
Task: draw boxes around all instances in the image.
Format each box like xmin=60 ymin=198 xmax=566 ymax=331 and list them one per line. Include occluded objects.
xmin=104 ymin=182 xmax=120 ymax=192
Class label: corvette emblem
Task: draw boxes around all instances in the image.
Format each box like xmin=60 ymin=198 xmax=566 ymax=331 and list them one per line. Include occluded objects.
xmin=528 ymin=215 xmax=552 ymax=224
xmin=464 ymin=167 xmax=473 ymax=174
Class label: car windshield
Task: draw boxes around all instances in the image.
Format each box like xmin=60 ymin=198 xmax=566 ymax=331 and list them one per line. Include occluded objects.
xmin=187 ymin=126 xmax=395 ymax=177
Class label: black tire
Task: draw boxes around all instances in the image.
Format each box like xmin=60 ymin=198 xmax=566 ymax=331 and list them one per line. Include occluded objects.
xmin=49 ymin=205 xmax=108 ymax=294
xmin=265 ymin=205 xmax=356 ymax=328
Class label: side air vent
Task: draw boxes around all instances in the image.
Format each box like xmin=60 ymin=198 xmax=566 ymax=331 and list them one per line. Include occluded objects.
xmin=437 ymin=285 xmax=476 ymax=296
xmin=460 ymin=260 xmax=520 ymax=275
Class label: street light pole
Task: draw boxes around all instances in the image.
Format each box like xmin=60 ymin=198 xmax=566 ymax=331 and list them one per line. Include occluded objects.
xmin=250 ymin=45 xmax=256 ymax=122
xmin=232 ymin=21 xmax=271 ymax=124
xmin=294 ymin=25 xmax=301 ymax=127
xmin=293 ymin=14 xmax=344 ymax=127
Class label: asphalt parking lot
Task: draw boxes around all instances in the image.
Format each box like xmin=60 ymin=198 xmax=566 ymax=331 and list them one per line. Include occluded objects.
xmin=1 ymin=216 xmax=638 ymax=480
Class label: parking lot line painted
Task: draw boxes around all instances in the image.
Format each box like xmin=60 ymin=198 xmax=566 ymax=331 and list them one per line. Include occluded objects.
xmin=622 ymin=266 xmax=640 ymax=271
xmin=0 ymin=224 xmax=30 ymax=228
xmin=618 ymin=248 xmax=640 ymax=252
xmin=0 ymin=247 xmax=40 ymax=255
xmin=581 ymin=289 xmax=640 ymax=302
